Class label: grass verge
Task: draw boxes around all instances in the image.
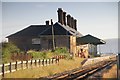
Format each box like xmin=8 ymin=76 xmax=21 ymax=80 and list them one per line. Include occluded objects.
xmin=2 ymin=57 xmax=84 ymax=78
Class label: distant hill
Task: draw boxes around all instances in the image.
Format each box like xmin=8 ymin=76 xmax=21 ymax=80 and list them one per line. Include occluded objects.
xmin=98 ymin=38 xmax=119 ymax=54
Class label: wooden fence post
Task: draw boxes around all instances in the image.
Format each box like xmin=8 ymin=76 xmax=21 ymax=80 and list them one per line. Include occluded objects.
xmin=58 ymin=58 xmax=59 ymax=63
xmin=31 ymin=60 xmax=33 ymax=68
xmin=9 ymin=62 xmax=12 ymax=73
xmin=21 ymin=61 xmax=23 ymax=69
xmin=61 ymin=55 xmax=63 ymax=59
xmin=49 ymin=59 xmax=51 ymax=64
xmin=42 ymin=59 xmax=44 ymax=66
xmin=15 ymin=61 xmax=18 ymax=71
xmin=55 ymin=59 xmax=57 ymax=64
xmin=58 ymin=56 xmax=60 ymax=59
xmin=39 ymin=59 xmax=41 ymax=66
xmin=2 ymin=64 xmax=5 ymax=77
xmin=57 ymin=58 xmax=59 ymax=65
xmin=52 ymin=58 xmax=54 ymax=64
xmin=45 ymin=59 xmax=47 ymax=66
xmin=35 ymin=60 xmax=37 ymax=66
xmin=26 ymin=60 xmax=28 ymax=68
xmin=60 ymin=55 xmax=61 ymax=59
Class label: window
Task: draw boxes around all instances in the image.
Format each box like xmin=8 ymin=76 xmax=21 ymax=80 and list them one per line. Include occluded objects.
xmin=32 ymin=38 xmax=41 ymax=44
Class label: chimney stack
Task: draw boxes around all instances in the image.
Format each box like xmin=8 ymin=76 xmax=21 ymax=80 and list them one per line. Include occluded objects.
xmin=46 ymin=20 xmax=49 ymax=26
xmin=57 ymin=8 xmax=63 ymax=24
xmin=63 ymin=12 xmax=66 ymax=25
xmin=67 ymin=14 xmax=71 ymax=27
xmin=74 ymin=19 xmax=77 ymax=30
xmin=71 ymin=17 xmax=74 ymax=28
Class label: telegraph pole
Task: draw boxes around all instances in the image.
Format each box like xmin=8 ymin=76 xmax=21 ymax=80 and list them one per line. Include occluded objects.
xmin=117 ymin=53 xmax=120 ymax=80
xmin=51 ymin=19 xmax=55 ymax=51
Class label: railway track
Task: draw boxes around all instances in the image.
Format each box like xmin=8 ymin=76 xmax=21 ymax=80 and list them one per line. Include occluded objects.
xmin=39 ymin=59 xmax=116 ymax=80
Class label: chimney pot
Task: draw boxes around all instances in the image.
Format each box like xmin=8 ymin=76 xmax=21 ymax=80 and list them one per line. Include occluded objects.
xmin=57 ymin=8 xmax=63 ymax=24
xmin=51 ymin=19 xmax=53 ymax=25
xmin=46 ymin=20 xmax=49 ymax=26
xmin=63 ymin=12 xmax=66 ymax=25
xmin=67 ymin=14 xmax=71 ymax=27
xmin=71 ymin=17 xmax=74 ymax=28
xmin=74 ymin=19 xmax=77 ymax=30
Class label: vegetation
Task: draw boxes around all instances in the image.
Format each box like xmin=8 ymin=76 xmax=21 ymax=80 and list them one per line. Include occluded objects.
xmin=54 ymin=47 xmax=68 ymax=54
xmin=54 ymin=47 xmax=73 ymax=60
xmin=27 ymin=50 xmax=53 ymax=59
xmin=27 ymin=47 xmax=73 ymax=60
xmin=2 ymin=42 xmax=20 ymax=63
xmin=3 ymin=58 xmax=85 ymax=78
xmin=2 ymin=42 xmax=72 ymax=63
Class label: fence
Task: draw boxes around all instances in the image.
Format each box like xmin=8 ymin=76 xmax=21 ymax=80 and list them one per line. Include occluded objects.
xmin=0 ymin=58 xmax=59 ymax=77
xmin=52 ymin=55 xmax=65 ymax=59
xmin=11 ymin=53 xmax=32 ymax=61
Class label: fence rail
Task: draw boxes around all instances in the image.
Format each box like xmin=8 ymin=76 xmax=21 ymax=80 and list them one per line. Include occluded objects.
xmin=0 ymin=58 xmax=60 ymax=77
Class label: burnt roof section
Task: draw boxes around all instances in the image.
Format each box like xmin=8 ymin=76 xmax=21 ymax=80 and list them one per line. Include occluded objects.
xmin=77 ymin=34 xmax=106 ymax=45
xmin=6 ymin=22 xmax=82 ymax=38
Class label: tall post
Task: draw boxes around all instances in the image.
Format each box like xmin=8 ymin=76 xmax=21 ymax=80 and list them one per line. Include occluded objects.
xmin=99 ymin=45 xmax=101 ymax=56
xmin=51 ymin=19 xmax=55 ymax=51
xmin=117 ymin=53 xmax=120 ymax=80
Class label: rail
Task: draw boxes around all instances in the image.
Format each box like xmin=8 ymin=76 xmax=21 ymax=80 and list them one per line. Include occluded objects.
xmin=40 ymin=55 xmax=117 ymax=79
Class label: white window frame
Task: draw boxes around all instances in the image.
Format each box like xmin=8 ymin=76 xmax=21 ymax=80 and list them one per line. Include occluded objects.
xmin=32 ymin=38 xmax=41 ymax=44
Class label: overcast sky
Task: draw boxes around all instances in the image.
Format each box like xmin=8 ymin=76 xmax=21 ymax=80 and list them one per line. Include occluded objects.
xmin=1 ymin=1 xmax=119 ymax=42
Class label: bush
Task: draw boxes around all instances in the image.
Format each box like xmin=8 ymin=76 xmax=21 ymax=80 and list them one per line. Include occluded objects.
xmin=27 ymin=50 xmax=53 ymax=59
xmin=27 ymin=47 xmax=73 ymax=60
xmin=2 ymin=42 xmax=20 ymax=63
xmin=54 ymin=47 xmax=73 ymax=60
xmin=54 ymin=47 xmax=68 ymax=55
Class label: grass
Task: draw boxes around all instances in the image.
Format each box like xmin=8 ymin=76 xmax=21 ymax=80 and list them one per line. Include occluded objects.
xmin=2 ymin=57 xmax=84 ymax=78
xmin=102 ymin=64 xmax=120 ymax=78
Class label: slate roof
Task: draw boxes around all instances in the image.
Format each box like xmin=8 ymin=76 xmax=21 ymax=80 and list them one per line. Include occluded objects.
xmin=6 ymin=22 xmax=82 ymax=38
xmin=39 ymin=22 xmax=82 ymax=37
xmin=77 ymin=34 xmax=106 ymax=45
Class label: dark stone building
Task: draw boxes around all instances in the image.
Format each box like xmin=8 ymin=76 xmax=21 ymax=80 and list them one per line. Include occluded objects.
xmin=7 ymin=8 xmax=82 ymax=56
xmin=6 ymin=8 xmax=105 ymax=57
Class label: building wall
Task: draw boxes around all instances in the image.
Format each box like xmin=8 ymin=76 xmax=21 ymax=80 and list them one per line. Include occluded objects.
xmin=9 ymin=36 xmax=41 ymax=51
xmin=40 ymin=35 xmax=70 ymax=50
xmin=77 ymin=44 xmax=89 ymax=58
xmin=70 ymin=36 xmax=76 ymax=56
xmin=8 ymin=35 xmax=70 ymax=51
xmin=88 ymin=44 xmax=97 ymax=56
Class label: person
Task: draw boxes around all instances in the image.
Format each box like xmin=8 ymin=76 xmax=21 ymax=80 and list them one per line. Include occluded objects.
xmin=80 ymin=49 xmax=85 ymax=58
